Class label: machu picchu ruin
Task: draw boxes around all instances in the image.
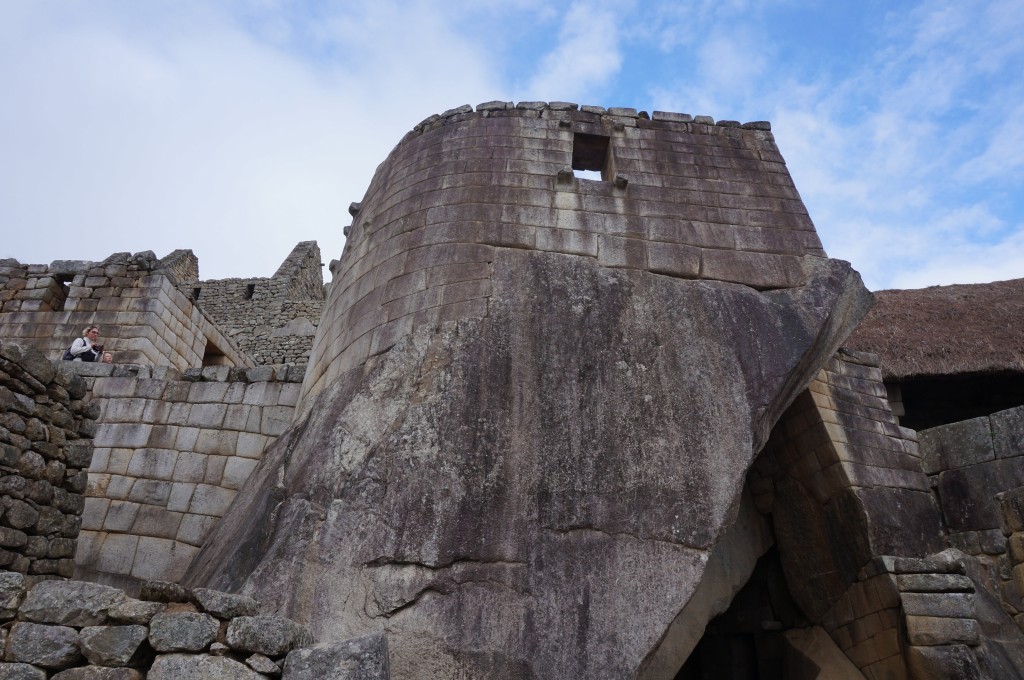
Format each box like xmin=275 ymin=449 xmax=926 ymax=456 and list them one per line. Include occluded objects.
xmin=2 ymin=101 xmax=1024 ymax=679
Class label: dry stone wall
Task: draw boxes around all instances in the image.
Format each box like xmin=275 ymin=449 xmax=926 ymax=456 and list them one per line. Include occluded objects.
xmin=0 ymin=342 xmax=98 ymax=583
xmin=0 ymin=252 xmax=249 ymax=370
xmin=189 ymin=242 xmax=325 ymax=366
xmin=302 ymin=101 xmax=827 ymax=404
xmin=59 ymin=362 xmax=303 ymax=590
xmin=0 ymin=576 xmax=390 ymax=679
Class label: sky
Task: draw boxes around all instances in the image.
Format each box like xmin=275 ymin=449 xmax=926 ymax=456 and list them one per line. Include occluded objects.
xmin=2 ymin=0 xmax=1022 ymax=291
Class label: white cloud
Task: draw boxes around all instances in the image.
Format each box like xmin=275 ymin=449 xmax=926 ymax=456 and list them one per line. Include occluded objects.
xmin=522 ymin=2 xmax=623 ymax=102
xmin=0 ymin=1 xmax=503 ymax=279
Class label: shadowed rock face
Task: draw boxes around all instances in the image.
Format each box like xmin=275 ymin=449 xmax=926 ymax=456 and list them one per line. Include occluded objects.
xmin=186 ymin=247 xmax=870 ymax=679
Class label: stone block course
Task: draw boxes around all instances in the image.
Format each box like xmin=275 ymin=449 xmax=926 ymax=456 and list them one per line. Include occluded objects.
xmin=69 ymin=361 xmax=301 ymax=585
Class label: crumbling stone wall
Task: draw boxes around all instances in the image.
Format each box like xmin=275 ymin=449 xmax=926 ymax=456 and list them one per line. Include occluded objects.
xmin=0 ymin=252 xmax=249 ymax=370
xmin=0 ymin=576 xmax=389 ymax=679
xmin=188 ymin=242 xmax=325 ymax=366
xmin=301 ymin=101 xmax=827 ymax=404
xmin=0 ymin=341 xmax=98 ymax=582
xmin=61 ymin=362 xmax=303 ymax=589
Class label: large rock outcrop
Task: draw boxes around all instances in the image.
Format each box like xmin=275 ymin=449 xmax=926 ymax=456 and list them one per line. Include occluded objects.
xmin=184 ymin=103 xmax=872 ymax=678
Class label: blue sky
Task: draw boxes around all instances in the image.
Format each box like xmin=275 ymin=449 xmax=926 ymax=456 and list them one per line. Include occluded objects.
xmin=2 ymin=0 xmax=1022 ymax=290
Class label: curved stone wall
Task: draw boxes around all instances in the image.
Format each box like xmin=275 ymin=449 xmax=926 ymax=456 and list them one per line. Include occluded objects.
xmin=301 ymin=102 xmax=825 ymax=405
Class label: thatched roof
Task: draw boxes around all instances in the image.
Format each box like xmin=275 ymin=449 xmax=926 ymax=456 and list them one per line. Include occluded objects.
xmin=844 ymin=278 xmax=1024 ymax=381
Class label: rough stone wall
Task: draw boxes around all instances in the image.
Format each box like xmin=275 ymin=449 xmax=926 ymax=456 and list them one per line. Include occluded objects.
xmin=754 ymin=351 xmax=1024 ymax=679
xmin=60 ymin=362 xmax=302 ymax=590
xmin=302 ymin=101 xmax=826 ymax=405
xmin=0 ymin=252 xmax=250 ymax=370
xmin=0 ymin=576 xmax=388 ymax=679
xmin=189 ymin=241 xmax=325 ymax=366
xmin=752 ymin=349 xmax=945 ymax=679
xmin=918 ymin=406 xmax=1024 ymax=555
xmin=0 ymin=342 xmax=98 ymax=583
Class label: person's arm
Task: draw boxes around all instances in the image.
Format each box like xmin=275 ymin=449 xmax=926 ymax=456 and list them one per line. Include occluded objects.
xmin=69 ymin=337 xmax=93 ymax=357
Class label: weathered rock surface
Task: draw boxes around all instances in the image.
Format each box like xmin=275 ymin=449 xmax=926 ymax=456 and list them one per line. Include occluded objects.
xmin=19 ymin=580 xmax=124 ymax=627
xmin=148 ymin=653 xmax=265 ymax=680
xmin=0 ymin=662 xmax=47 ymax=680
xmin=282 ymin=633 xmax=390 ymax=680
xmin=188 ymin=247 xmax=870 ymax=679
xmin=193 ymin=588 xmax=259 ymax=619
xmin=6 ymin=621 xmax=82 ymax=669
xmin=148 ymin=611 xmax=218 ymax=652
xmin=51 ymin=668 xmax=144 ymax=680
xmin=226 ymin=615 xmax=312 ymax=657
xmin=78 ymin=625 xmax=148 ymax=667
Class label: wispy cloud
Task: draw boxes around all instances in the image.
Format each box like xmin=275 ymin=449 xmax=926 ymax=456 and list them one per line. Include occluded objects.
xmin=521 ymin=2 xmax=623 ymax=102
xmin=0 ymin=1 xmax=503 ymax=278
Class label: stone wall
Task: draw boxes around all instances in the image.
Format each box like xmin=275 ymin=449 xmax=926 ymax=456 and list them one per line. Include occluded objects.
xmin=0 ymin=342 xmax=98 ymax=582
xmin=63 ymin=362 xmax=303 ymax=590
xmin=301 ymin=101 xmax=827 ymax=405
xmin=0 ymin=576 xmax=389 ymax=679
xmin=0 ymin=252 xmax=250 ymax=370
xmin=918 ymin=405 xmax=1024 ymax=555
xmin=753 ymin=351 xmax=1024 ymax=679
xmin=189 ymin=242 xmax=325 ymax=366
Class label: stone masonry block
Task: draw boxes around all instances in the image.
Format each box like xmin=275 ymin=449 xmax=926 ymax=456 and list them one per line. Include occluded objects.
xmin=102 ymin=398 xmax=148 ymax=424
xmin=992 ymin=406 xmax=1024 ymax=460
xmin=174 ymin=427 xmax=201 ymax=451
xmin=900 ymin=592 xmax=975 ymax=618
xmin=130 ymin=536 xmax=198 ymax=582
xmin=93 ymin=533 xmax=140 ymax=575
xmin=919 ymin=416 xmax=994 ymax=474
xmin=235 ymin=433 xmax=269 ymax=460
xmin=94 ymin=423 xmax=154 ymax=449
xmin=205 ymin=456 xmax=227 ymax=485
xmin=194 ymin=430 xmax=239 ymax=456
xmin=81 ymin=497 xmax=111 ymax=532
xmin=905 ymin=615 xmax=980 ymax=646
xmin=647 ymin=241 xmax=701 ymax=279
xmin=176 ymin=513 xmax=219 ymax=547
xmin=598 ymin=235 xmax=648 ymax=269
xmin=260 ymin=406 xmax=293 ymax=437
xmin=128 ymin=479 xmax=172 ymax=506
xmin=126 ymin=449 xmax=178 ymax=481
xmin=189 ymin=485 xmax=237 ymax=517
xmin=187 ymin=403 xmax=227 ymax=428
xmin=172 ymin=453 xmax=208 ymax=484
xmin=223 ymin=404 xmax=253 ymax=431
xmin=188 ymin=382 xmax=231 ymax=403
xmin=222 ymin=458 xmax=259 ymax=490
xmin=104 ymin=501 xmax=141 ymax=532
xmin=167 ymin=483 xmax=197 ymax=513
xmin=131 ymin=505 xmax=183 ymax=540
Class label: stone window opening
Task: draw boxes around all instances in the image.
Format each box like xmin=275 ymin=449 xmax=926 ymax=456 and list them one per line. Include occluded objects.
xmin=50 ymin=274 xmax=73 ymax=311
xmin=244 ymin=283 xmax=256 ymax=300
xmin=201 ymin=338 xmax=231 ymax=367
xmin=192 ymin=287 xmax=202 ymax=301
xmin=572 ymin=132 xmax=613 ymax=181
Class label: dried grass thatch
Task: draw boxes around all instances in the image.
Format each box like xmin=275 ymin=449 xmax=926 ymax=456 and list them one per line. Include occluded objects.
xmin=845 ymin=278 xmax=1024 ymax=381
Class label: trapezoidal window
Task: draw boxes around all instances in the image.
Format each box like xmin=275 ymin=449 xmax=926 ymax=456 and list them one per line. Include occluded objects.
xmin=48 ymin=274 xmax=73 ymax=312
xmin=201 ymin=338 xmax=231 ymax=367
xmin=572 ymin=132 xmax=612 ymax=181
xmin=244 ymin=283 xmax=255 ymax=300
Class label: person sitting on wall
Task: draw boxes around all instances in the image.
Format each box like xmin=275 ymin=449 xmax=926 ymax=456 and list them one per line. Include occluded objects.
xmin=62 ymin=326 xmax=113 ymax=363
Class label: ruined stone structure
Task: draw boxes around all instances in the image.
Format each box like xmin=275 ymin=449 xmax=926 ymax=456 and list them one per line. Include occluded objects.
xmin=0 ymin=251 xmax=250 ymax=370
xmin=4 ymin=101 xmax=1024 ymax=679
xmin=187 ymin=242 xmax=326 ymax=367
